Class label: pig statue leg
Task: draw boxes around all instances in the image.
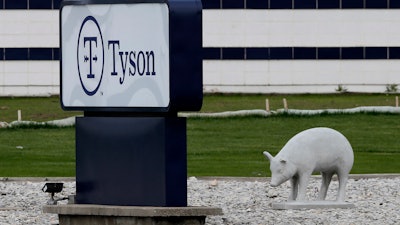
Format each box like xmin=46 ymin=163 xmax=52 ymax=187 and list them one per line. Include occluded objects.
xmin=289 ymin=176 xmax=299 ymax=201
xmin=336 ymin=172 xmax=349 ymax=202
xmin=296 ymin=172 xmax=311 ymax=201
xmin=318 ymin=172 xmax=334 ymax=200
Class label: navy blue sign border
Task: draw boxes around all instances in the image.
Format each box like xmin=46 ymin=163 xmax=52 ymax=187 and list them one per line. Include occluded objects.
xmin=60 ymin=0 xmax=203 ymax=114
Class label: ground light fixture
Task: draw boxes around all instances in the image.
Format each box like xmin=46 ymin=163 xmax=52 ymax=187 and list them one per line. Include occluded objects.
xmin=42 ymin=183 xmax=68 ymax=205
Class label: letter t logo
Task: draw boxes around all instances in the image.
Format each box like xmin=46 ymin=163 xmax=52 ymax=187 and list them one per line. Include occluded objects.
xmin=83 ymin=37 xmax=98 ymax=79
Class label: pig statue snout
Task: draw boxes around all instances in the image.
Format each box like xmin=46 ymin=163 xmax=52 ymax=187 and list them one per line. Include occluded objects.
xmin=270 ymin=181 xmax=278 ymax=187
xmin=263 ymin=127 xmax=354 ymax=202
xmin=263 ymin=151 xmax=296 ymax=188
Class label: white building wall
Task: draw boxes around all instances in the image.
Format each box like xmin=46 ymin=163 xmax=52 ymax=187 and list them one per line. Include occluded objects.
xmin=203 ymin=10 xmax=400 ymax=47
xmin=0 ymin=61 xmax=59 ymax=96
xmin=0 ymin=10 xmax=59 ymax=96
xmin=0 ymin=11 xmax=59 ymax=48
xmin=203 ymin=60 xmax=400 ymax=93
xmin=0 ymin=8 xmax=400 ymax=95
xmin=203 ymin=9 xmax=400 ymax=93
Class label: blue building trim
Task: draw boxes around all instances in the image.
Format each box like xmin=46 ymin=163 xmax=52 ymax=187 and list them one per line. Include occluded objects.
xmin=5 ymin=0 xmax=27 ymax=9
xmin=0 ymin=48 xmax=59 ymax=60
xmin=0 ymin=0 xmax=398 ymax=10
xmin=29 ymin=0 xmax=52 ymax=9
xmin=203 ymin=47 xmax=400 ymax=60
xmin=1 ymin=47 xmax=399 ymax=61
xmin=0 ymin=0 xmax=61 ymax=9
xmin=202 ymin=0 xmax=400 ymax=9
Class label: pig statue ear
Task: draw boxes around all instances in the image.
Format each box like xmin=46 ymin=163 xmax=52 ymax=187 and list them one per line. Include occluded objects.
xmin=263 ymin=151 xmax=274 ymax=161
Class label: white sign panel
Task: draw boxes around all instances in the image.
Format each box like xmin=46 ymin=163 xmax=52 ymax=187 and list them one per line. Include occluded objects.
xmin=61 ymin=3 xmax=170 ymax=108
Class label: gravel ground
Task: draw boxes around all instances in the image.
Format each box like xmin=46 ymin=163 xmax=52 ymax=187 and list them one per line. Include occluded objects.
xmin=0 ymin=176 xmax=398 ymax=225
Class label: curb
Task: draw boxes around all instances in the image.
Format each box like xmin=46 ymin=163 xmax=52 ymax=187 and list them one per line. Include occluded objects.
xmin=195 ymin=174 xmax=400 ymax=182
xmin=1 ymin=174 xmax=399 ymax=182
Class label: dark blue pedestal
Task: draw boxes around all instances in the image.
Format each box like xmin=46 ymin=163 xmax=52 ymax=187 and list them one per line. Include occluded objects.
xmin=75 ymin=116 xmax=187 ymax=207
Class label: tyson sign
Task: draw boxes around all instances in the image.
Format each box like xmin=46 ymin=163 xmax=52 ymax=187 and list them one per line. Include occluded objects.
xmin=60 ymin=0 xmax=202 ymax=112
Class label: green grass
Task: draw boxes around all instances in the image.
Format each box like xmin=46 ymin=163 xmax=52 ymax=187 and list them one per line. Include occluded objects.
xmin=0 ymin=127 xmax=75 ymax=176
xmin=0 ymin=94 xmax=400 ymax=177
xmin=1 ymin=93 xmax=398 ymax=122
xmin=187 ymin=114 xmax=400 ymax=177
xmin=0 ymin=96 xmax=79 ymax=123
xmin=201 ymin=93 xmax=399 ymax=112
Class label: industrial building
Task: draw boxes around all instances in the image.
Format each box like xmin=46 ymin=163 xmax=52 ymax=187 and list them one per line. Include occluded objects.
xmin=1 ymin=0 xmax=400 ymax=95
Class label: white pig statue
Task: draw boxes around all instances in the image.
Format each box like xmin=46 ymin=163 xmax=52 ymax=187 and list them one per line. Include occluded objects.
xmin=263 ymin=127 xmax=354 ymax=202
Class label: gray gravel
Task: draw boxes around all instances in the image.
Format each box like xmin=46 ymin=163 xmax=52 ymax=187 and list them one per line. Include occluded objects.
xmin=0 ymin=176 xmax=398 ymax=224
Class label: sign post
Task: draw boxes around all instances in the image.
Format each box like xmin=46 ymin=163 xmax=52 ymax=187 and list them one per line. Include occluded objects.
xmin=44 ymin=0 xmax=222 ymax=224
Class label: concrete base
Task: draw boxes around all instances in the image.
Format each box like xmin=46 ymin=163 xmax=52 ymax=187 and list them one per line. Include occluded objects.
xmin=272 ymin=201 xmax=355 ymax=210
xmin=43 ymin=204 xmax=223 ymax=225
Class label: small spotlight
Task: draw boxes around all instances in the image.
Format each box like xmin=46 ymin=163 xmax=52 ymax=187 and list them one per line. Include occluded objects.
xmin=42 ymin=183 xmax=65 ymax=205
xmin=42 ymin=183 xmax=63 ymax=193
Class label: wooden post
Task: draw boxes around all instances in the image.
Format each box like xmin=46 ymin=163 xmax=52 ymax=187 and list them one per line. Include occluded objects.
xmin=283 ymin=98 xmax=288 ymax=110
xmin=265 ymin=98 xmax=270 ymax=112
xmin=396 ymin=96 xmax=399 ymax=107
xmin=17 ymin=110 xmax=22 ymax=121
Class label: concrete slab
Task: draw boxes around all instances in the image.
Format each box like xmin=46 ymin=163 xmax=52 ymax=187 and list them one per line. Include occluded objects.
xmin=43 ymin=204 xmax=223 ymax=225
xmin=272 ymin=201 xmax=355 ymax=210
xmin=43 ymin=204 xmax=223 ymax=217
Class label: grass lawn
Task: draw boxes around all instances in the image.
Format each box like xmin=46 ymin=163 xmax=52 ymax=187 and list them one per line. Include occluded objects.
xmin=0 ymin=127 xmax=75 ymax=177
xmin=200 ymin=93 xmax=399 ymax=112
xmin=0 ymin=97 xmax=78 ymax=123
xmin=1 ymin=93 xmax=399 ymax=122
xmin=0 ymin=94 xmax=400 ymax=177
xmin=187 ymin=114 xmax=400 ymax=177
